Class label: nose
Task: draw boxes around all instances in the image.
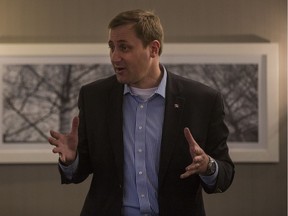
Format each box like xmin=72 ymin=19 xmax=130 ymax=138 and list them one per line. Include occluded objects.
xmin=110 ymin=49 xmax=122 ymax=63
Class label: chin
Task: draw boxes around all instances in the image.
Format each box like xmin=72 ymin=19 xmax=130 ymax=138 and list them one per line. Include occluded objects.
xmin=116 ymin=76 xmax=128 ymax=84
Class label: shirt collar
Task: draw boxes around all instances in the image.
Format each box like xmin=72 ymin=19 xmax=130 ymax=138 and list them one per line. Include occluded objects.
xmin=123 ymin=64 xmax=167 ymax=98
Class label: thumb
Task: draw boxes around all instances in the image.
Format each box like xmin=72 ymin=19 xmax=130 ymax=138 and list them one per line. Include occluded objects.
xmin=70 ymin=116 xmax=79 ymax=136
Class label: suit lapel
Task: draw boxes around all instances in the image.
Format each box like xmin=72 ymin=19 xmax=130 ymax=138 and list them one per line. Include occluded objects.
xmin=158 ymin=73 xmax=185 ymax=187
xmin=108 ymin=80 xmax=124 ymax=185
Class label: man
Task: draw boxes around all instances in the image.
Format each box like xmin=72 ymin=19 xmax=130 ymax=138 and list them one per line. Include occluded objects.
xmin=48 ymin=9 xmax=234 ymax=216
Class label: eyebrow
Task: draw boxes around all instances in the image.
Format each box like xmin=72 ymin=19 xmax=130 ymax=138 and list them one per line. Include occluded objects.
xmin=108 ymin=39 xmax=129 ymax=44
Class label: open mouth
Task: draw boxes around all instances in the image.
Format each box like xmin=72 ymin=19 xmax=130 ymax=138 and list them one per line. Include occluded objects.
xmin=114 ymin=66 xmax=126 ymax=74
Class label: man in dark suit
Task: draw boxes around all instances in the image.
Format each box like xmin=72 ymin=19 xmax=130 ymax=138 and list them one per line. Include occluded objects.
xmin=48 ymin=9 xmax=234 ymax=216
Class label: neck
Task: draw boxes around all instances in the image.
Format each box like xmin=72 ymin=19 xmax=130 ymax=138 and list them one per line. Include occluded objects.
xmin=130 ymin=63 xmax=163 ymax=89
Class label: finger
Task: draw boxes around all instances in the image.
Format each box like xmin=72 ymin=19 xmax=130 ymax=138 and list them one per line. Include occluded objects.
xmin=180 ymin=160 xmax=203 ymax=179
xmin=52 ymin=147 xmax=64 ymax=161
xmin=50 ymin=130 xmax=61 ymax=140
xmin=184 ymin=127 xmax=197 ymax=147
xmin=185 ymin=162 xmax=200 ymax=172
xmin=193 ymin=154 xmax=205 ymax=163
xmin=184 ymin=127 xmax=199 ymax=155
xmin=180 ymin=166 xmax=198 ymax=179
xmin=59 ymin=153 xmax=66 ymax=163
xmin=52 ymin=148 xmax=66 ymax=163
xmin=48 ymin=137 xmax=59 ymax=147
xmin=52 ymin=145 xmax=64 ymax=157
xmin=52 ymin=147 xmax=60 ymax=154
xmin=180 ymin=171 xmax=192 ymax=179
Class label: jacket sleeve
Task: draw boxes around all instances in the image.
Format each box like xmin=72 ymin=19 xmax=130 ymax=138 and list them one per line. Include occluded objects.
xmin=201 ymin=92 xmax=235 ymax=194
xmin=59 ymin=86 xmax=93 ymax=184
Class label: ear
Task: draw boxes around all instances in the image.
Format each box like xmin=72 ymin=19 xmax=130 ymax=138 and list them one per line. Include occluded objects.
xmin=150 ymin=40 xmax=161 ymax=58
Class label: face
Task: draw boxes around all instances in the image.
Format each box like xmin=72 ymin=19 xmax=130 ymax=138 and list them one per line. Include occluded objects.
xmin=108 ymin=24 xmax=160 ymax=88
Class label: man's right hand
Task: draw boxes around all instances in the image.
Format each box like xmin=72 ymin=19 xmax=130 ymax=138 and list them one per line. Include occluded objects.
xmin=48 ymin=116 xmax=79 ymax=165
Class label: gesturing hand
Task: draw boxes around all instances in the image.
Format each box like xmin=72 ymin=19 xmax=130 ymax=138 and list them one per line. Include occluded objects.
xmin=48 ymin=116 xmax=79 ymax=165
xmin=180 ymin=127 xmax=209 ymax=179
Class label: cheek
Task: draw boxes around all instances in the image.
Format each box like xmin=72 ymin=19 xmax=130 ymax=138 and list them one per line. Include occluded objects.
xmin=135 ymin=53 xmax=150 ymax=67
xmin=125 ymin=51 xmax=150 ymax=72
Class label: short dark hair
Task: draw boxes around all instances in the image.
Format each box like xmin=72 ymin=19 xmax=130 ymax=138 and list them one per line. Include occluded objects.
xmin=108 ymin=9 xmax=164 ymax=55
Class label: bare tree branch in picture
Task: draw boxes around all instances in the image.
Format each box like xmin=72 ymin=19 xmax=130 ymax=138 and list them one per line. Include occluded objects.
xmin=2 ymin=62 xmax=258 ymax=144
xmin=2 ymin=64 xmax=114 ymax=143
xmin=166 ymin=64 xmax=258 ymax=143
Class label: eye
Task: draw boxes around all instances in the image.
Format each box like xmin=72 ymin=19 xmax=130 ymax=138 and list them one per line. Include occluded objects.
xmin=108 ymin=44 xmax=115 ymax=52
xmin=119 ymin=44 xmax=129 ymax=52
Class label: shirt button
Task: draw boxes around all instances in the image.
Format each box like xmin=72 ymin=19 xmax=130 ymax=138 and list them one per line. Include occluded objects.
xmin=140 ymin=105 xmax=144 ymax=108
xmin=138 ymin=149 xmax=142 ymax=153
xmin=138 ymin=171 xmax=143 ymax=175
xmin=139 ymin=126 xmax=142 ymax=130
xmin=141 ymin=194 xmax=145 ymax=198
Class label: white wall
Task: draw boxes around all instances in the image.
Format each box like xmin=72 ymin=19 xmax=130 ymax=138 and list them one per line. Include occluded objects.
xmin=0 ymin=0 xmax=286 ymax=215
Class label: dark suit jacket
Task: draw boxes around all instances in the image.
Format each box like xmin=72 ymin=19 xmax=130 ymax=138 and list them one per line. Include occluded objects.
xmin=60 ymin=71 xmax=235 ymax=216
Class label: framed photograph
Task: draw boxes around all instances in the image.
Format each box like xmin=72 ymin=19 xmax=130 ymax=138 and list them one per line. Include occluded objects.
xmin=0 ymin=43 xmax=279 ymax=163
xmin=0 ymin=44 xmax=112 ymax=163
xmin=161 ymin=43 xmax=279 ymax=163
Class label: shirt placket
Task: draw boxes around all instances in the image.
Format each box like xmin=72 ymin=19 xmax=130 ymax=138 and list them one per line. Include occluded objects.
xmin=134 ymin=101 xmax=151 ymax=213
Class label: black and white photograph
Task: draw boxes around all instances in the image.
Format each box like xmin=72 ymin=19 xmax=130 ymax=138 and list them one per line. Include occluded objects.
xmin=2 ymin=63 xmax=258 ymax=144
xmin=0 ymin=43 xmax=279 ymax=163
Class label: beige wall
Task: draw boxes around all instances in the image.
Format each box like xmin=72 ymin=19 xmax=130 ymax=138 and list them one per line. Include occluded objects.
xmin=0 ymin=0 xmax=287 ymax=215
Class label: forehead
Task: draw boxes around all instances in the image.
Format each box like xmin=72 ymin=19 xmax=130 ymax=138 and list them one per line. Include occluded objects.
xmin=108 ymin=24 xmax=138 ymax=43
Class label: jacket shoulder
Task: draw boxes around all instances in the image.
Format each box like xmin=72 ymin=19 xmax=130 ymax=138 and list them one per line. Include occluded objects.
xmin=79 ymin=75 xmax=123 ymax=101
xmin=167 ymin=71 xmax=220 ymax=97
xmin=82 ymin=75 xmax=118 ymax=90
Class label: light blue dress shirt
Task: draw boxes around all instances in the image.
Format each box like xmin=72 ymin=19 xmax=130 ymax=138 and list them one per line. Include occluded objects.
xmin=60 ymin=66 xmax=218 ymax=216
xmin=121 ymin=70 xmax=167 ymax=216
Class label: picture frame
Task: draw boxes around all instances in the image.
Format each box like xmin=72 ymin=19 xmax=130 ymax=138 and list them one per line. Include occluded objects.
xmin=160 ymin=43 xmax=279 ymax=163
xmin=0 ymin=43 xmax=279 ymax=163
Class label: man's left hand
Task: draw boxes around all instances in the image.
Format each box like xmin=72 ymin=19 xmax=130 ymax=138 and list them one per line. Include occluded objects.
xmin=180 ymin=127 xmax=209 ymax=179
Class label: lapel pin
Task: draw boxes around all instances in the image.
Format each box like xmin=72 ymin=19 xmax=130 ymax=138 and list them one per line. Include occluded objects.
xmin=174 ymin=103 xmax=179 ymax=108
